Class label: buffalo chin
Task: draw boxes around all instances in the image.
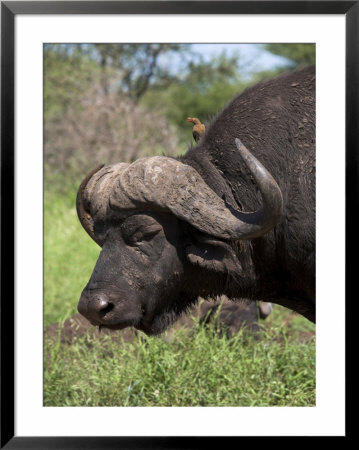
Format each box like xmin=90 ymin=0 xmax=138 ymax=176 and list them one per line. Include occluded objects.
xmin=134 ymin=322 xmax=162 ymax=336
xmin=135 ymin=309 xmax=181 ymax=336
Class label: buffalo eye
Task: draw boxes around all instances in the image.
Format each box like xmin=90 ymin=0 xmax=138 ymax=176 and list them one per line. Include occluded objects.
xmin=126 ymin=225 xmax=162 ymax=245
xmin=121 ymin=216 xmax=163 ymax=246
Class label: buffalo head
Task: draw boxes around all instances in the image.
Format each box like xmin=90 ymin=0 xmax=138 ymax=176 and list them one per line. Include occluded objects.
xmin=77 ymin=140 xmax=283 ymax=335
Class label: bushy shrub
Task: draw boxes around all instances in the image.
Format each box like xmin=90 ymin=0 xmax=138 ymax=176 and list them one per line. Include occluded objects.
xmin=44 ymin=84 xmax=179 ymax=187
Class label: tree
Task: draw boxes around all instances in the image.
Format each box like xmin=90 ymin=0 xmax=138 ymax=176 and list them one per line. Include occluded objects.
xmin=44 ymin=44 xmax=101 ymax=120
xmin=263 ymin=44 xmax=315 ymax=68
xmin=90 ymin=43 xmax=189 ymax=101
xmin=44 ymin=43 xmax=191 ymax=116
xmin=142 ymin=52 xmax=246 ymax=140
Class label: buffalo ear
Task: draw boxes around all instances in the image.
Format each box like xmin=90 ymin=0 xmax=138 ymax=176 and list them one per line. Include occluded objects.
xmin=185 ymin=234 xmax=242 ymax=276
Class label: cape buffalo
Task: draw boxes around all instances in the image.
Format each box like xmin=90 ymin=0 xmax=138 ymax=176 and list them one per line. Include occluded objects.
xmin=77 ymin=65 xmax=315 ymax=335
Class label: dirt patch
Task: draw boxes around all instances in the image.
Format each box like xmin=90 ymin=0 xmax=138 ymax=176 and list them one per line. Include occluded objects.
xmin=44 ymin=297 xmax=266 ymax=345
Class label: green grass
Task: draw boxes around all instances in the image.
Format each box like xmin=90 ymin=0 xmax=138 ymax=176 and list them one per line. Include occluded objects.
xmin=44 ymin=188 xmax=315 ymax=407
xmin=44 ymin=185 xmax=100 ymax=325
xmin=44 ymin=315 xmax=315 ymax=407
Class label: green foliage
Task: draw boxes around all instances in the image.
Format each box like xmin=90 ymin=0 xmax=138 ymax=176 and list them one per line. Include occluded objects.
xmin=44 ymin=44 xmax=315 ymax=185
xmin=264 ymin=43 xmax=316 ymax=68
xmin=44 ymin=44 xmax=102 ymax=120
xmin=93 ymin=43 xmax=189 ymax=100
xmin=142 ymin=52 xmax=246 ymax=141
xmin=44 ymin=44 xmax=188 ymax=189
xmin=44 ymin=43 xmax=189 ymax=113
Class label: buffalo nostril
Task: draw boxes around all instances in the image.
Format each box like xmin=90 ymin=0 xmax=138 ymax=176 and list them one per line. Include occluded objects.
xmin=99 ymin=300 xmax=114 ymax=318
xmin=78 ymin=293 xmax=115 ymax=322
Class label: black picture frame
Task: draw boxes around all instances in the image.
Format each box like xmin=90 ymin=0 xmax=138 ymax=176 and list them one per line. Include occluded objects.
xmin=1 ymin=1 xmax=354 ymax=447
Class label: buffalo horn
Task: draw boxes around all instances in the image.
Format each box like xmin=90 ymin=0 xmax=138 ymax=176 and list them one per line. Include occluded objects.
xmin=82 ymin=140 xmax=283 ymax=241
xmin=84 ymin=141 xmax=283 ymax=240
xmin=76 ymin=164 xmax=105 ymax=247
xmin=232 ymin=138 xmax=283 ymax=239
